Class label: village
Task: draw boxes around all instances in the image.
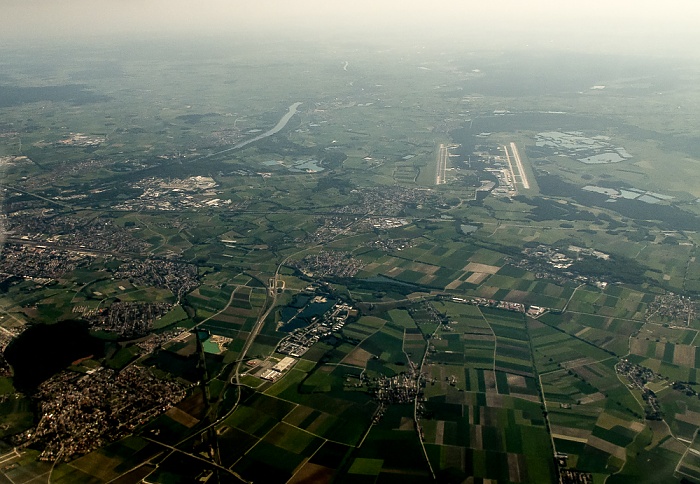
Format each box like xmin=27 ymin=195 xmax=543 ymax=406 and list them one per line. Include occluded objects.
xmin=12 ymin=366 xmax=187 ymax=462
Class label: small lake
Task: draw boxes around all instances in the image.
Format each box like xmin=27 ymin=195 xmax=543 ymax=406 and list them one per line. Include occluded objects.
xmin=460 ymin=224 xmax=479 ymax=234
xmin=4 ymin=320 xmax=105 ymax=390
xmin=262 ymin=159 xmax=324 ymax=172
xmin=289 ymin=159 xmax=324 ymax=172
xmin=280 ymin=295 xmax=335 ymax=332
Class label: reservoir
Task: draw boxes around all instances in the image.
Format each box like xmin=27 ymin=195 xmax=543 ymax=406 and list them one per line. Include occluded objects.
xmin=205 ymin=102 xmax=303 ymax=159
xmin=280 ymin=295 xmax=335 ymax=333
xmin=234 ymin=102 xmax=303 ymax=150
xmin=4 ymin=320 xmax=105 ymax=390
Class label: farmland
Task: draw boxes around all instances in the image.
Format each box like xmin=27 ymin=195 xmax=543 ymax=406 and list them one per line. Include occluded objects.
xmin=2 ymin=31 xmax=700 ymax=484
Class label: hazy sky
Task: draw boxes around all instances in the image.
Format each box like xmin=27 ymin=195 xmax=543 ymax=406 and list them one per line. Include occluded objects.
xmin=4 ymin=0 xmax=700 ymax=57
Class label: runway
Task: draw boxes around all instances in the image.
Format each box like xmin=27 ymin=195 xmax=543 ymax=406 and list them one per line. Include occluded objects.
xmin=436 ymin=144 xmax=448 ymax=185
xmin=502 ymin=142 xmax=530 ymax=191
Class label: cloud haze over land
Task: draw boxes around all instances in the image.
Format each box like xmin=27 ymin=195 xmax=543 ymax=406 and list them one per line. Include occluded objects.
xmin=3 ymin=0 xmax=700 ymax=57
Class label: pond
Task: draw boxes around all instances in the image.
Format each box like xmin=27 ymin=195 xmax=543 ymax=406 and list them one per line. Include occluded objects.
xmin=4 ymin=320 xmax=105 ymax=390
xmin=279 ymin=295 xmax=335 ymax=332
